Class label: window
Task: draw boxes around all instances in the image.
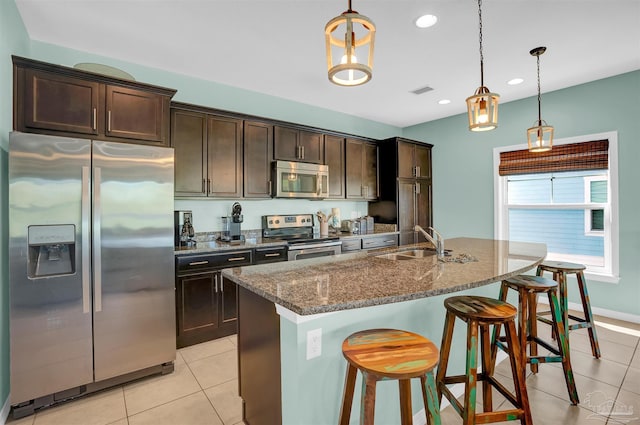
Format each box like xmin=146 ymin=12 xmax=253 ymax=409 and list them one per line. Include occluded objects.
xmin=494 ymin=132 xmax=619 ymax=282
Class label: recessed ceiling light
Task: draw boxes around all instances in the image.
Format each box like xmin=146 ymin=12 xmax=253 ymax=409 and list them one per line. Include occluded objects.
xmin=507 ymin=78 xmax=524 ymax=85
xmin=415 ymin=14 xmax=438 ymax=29
xmin=438 ymin=99 xmax=451 ymax=105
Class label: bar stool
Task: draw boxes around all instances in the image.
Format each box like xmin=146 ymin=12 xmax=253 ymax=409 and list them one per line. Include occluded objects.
xmin=491 ymin=275 xmax=579 ymax=404
xmin=338 ymin=328 xmax=441 ymax=425
xmin=437 ymin=296 xmax=532 ymax=425
xmin=536 ymin=261 xmax=601 ymax=358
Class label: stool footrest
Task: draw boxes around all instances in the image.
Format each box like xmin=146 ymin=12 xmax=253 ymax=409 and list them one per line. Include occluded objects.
xmin=476 ymin=409 xmax=527 ymax=423
xmin=536 ymin=316 xmax=554 ymax=326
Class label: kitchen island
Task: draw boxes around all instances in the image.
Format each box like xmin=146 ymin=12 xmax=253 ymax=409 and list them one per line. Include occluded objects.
xmin=221 ymin=237 xmax=546 ymax=425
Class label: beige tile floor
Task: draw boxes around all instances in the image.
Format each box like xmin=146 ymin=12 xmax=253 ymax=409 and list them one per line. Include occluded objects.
xmin=6 ymin=313 xmax=640 ymax=425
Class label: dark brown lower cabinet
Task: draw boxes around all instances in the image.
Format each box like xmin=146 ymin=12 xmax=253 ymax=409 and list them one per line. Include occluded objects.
xmin=175 ymin=251 xmax=252 ymax=348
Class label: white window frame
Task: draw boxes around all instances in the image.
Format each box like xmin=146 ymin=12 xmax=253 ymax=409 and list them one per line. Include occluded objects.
xmin=493 ymin=131 xmax=619 ymax=283
xmin=583 ymin=175 xmax=607 ymax=237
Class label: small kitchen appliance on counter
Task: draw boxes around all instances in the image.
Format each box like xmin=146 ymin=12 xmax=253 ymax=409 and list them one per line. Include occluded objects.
xmin=262 ymin=213 xmax=342 ymax=261
xmin=221 ymin=202 xmax=244 ymax=243
xmin=175 ymin=210 xmax=196 ymax=247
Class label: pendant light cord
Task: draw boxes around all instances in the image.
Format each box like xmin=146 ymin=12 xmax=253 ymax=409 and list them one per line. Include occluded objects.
xmin=536 ymin=54 xmax=542 ymax=124
xmin=478 ymin=0 xmax=484 ymax=86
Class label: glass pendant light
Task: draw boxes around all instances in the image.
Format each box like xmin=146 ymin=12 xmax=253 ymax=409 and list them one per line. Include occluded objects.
xmin=527 ymin=46 xmax=554 ymax=152
xmin=325 ymin=0 xmax=376 ymax=87
xmin=466 ymin=0 xmax=499 ymax=131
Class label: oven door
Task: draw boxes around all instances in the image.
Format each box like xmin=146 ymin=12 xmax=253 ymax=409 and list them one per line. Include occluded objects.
xmin=274 ymin=161 xmax=328 ymax=199
xmin=287 ymin=242 xmax=342 ymax=261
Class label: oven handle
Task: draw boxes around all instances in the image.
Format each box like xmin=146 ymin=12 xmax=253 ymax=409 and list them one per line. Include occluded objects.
xmin=287 ymin=241 xmax=342 ymax=251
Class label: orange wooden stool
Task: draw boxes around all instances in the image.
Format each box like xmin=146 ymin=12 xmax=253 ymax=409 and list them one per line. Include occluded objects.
xmin=437 ymin=296 xmax=532 ymax=425
xmin=492 ymin=275 xmax=579 ymax=404
xmin=536 ymin=261 xmax=601 ymax=358
xmin=339 ymin=328 xmax=441 ymax=425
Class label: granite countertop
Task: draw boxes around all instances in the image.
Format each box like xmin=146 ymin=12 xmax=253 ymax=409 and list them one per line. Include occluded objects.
xmin=221 ymin=237 xmax=547 ymax=315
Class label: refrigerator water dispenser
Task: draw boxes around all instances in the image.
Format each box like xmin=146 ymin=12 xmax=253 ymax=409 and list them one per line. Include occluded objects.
xmin=28 ymin=224 xmax=76 ymax=278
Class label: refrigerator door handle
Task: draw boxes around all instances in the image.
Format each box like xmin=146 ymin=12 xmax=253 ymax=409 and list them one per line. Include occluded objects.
xmin=93 ymin=167 xmax=103 ymax=312
xmin=81 ymin=166 xmax=91 ymax=314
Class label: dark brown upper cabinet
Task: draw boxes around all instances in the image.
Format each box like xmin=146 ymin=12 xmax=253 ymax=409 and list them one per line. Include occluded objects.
xmin=207 ymin=116 xmax=243 ymax=198
xmin=243 ymin=121 xmax=273 ymax=198
xmin=13 ymin=56 xmax=175 ymax=146
xmin=171 ymin=109 xmax=207 ymax=197
xmin=368 ymin=137 xmax=434 ymax=246
xmin=170 ymin=105 xmax=243 ymax=198
xmin=345 ymin=138 xmax=378 ymax=200
xmin=398 ymin=140 xmax=432 ymax=179
xmin=324 ymin=135 xmax=345 ymax=199
xmin=274 ymin=126 xmax=324 ymax=164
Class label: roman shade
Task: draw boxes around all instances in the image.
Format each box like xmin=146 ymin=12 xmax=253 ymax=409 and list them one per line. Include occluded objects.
xmin=499 ymin=140 xmax=609 ymax=176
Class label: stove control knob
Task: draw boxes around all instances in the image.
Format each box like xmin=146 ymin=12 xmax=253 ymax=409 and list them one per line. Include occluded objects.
xmin=268 ymin=220 xmax=273 ymax=224
xmin=275 ymin=219 xmax=280 ymax=224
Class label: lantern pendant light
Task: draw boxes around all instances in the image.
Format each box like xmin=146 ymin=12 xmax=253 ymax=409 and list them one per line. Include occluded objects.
xmin=466 ymin=0 xmax=499 ymax=131
xmin=527 ymin=46 xmax=554 ymax=152
xmin=325 ymin=0 xmax=376 ymax=87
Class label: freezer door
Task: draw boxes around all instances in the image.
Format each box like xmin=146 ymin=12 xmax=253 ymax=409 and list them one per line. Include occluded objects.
xmin=9 ymin=132 xmax=93 ymax=404
xmin=92 ymin=141 xmax=176 ymax=381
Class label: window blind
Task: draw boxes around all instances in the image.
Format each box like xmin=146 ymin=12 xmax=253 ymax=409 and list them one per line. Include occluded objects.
xmin=499 ymin=140 xmax=609 ymax=176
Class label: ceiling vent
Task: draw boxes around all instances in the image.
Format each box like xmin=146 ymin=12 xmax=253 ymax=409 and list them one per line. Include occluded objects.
xmin=411 ymin=85 xmax=434 ymax=95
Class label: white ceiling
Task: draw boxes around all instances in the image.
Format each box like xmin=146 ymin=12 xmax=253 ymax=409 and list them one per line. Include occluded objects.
xmin=15 ymin=0 xmax=640 ymax=128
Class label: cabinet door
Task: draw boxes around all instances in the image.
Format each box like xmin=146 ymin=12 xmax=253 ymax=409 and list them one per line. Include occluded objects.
xmin=363 ymin=142 xmax=378 ymax=200
xmin=324 ymin=135 xmax=345 ymax=198
xmin=345 ymin=139 xmax=364 ymax=199
xmin=176 ymin=273 xmax=219 ymax=348
xmin=415 ymin=179 xmax=432 ymax=240
xmin=274 ymin=126 xmax=299 ymax=161
xmin=244 ymin=121 xmax=273 ymax=198
xmin=171 ymin=109 xmax=207 ymax=197
xmin=23 ymin=69 xmax=100 ymax=135
xmin=105 ymin=85 xmax=165 ymax=143
xmin=414 ymin=144 xmax=432 ymax=179
xmin=299 ymin=131 xmax=324 ymax=164
xmin=207 ymin=116 xmax=243 ymax=197
xmin=398 ymin=180 xmax=417 ymax=246
xmin=220 ymin=274 xmax=237 ymax=324
xmin=397 ymin=141 xmax=415 ymax=179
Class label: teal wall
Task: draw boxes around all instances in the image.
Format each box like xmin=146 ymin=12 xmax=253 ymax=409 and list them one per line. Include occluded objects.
xmin=403 ymin=71 xmax=640 ymax=317
xmin=0 ymin=0 xmax=30 ymax=413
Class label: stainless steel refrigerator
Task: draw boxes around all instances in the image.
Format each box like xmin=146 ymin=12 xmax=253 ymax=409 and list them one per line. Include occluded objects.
xmin=9 ymin=132 xmax=176 ymax=415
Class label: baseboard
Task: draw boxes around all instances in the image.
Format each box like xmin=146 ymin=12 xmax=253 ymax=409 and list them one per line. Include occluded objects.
xmin=412 ymin=351 xmax=509 ymax=424
xmin=536 ymin=298 xmax=640 ymax=324
xmin=1 ymin=395 xmax=10 ymax=425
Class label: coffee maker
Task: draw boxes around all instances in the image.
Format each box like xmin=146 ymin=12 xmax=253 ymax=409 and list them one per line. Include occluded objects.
xmin=174 ymin=210 xmax=196 ymax=247
xmin=221 ymin=202 xmax=244 ymax=243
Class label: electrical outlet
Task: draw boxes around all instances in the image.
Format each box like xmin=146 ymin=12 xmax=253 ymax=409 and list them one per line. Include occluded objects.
xmin=307 ymin=328 xmax=322 ymax=360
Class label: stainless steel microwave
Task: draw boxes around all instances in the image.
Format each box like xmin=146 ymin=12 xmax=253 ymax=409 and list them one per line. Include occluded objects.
xmin=273 ymin=161 xmax=329 ymax=199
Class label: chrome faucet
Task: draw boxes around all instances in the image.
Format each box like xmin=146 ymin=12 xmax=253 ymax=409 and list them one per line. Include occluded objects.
xmin=414 ymin=225 xmax=445 ymax=257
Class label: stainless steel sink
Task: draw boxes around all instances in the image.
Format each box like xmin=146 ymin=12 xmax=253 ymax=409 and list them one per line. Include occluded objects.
xmin=375 ymin=253 xmax=416 ymax=260
xmin=375 ymin=249 xmax=436 ymax=261
xmin=398 ymin=249 xmax=436 ymax=258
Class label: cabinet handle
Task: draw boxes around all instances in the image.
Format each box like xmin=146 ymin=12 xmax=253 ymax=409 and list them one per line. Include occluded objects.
xmin=264 ymin=253 xmax=280 ymax=257
xmin=415 ymin=182 xmax=421 ymax=194
xmin=92 ymin=108 xmax=97 ymax=131
xmin=412 ymin=166 xmax=417 ymax=177
xmin=213 ymin=274 xmax=218 ymax=293
xmin=227 ymin=257 xmax=246 ymax=262
xmin=219 ymin=274 xmax=224 ymax=293
xmin=268 ymin=180 xmax=272 ymax=195
xmin=202 ymin=179 xmax=206 ymax=193
xmin=188 ymin=261 xmax=209 ymax=266
xmin=416 ymin=166 xmax=421 ymax=177
xmin=207 ymin=178 xmax=211 ymax=194
xmin=301 ymin=145 xmax=305 ymax=159
xmin=107 ymin=110 xmax=112 ymax=132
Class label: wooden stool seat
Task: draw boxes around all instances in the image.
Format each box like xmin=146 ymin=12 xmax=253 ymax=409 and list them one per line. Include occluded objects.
xmin=438 ymin=296 xmax=532 ymax=425
xmin=444 ymin=295 xmax=517 ymax=322
xmin=493 ymin=275 xmax=579 ymax=405
xmin=339 ymin=329 xmax=441 ymax=425
xmin=536 ymin=261 xmax=601 ymax=359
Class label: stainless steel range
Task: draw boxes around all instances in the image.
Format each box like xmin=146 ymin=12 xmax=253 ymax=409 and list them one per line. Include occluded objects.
xmin=262 ymin=214 xmax=342 ymax=261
